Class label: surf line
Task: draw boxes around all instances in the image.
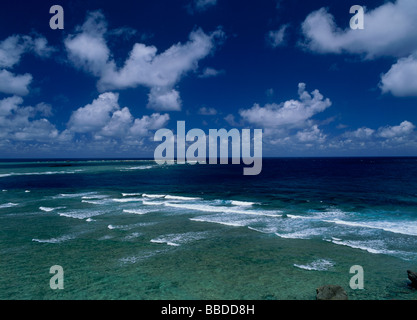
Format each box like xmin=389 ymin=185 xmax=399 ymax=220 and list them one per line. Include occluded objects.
xmin=154 ymin=121 xmax=262 ymax=175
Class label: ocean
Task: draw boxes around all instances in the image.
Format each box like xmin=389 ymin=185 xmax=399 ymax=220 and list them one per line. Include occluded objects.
xmin=0 ymin=157 xmax=416 ymax=300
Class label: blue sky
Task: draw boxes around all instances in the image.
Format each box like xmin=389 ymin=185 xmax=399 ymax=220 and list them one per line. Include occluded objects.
xmin=0 ymin=0 xmax=416 ymax=158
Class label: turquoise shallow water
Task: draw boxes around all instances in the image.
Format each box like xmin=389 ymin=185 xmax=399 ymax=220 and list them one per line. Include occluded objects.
xmin=0 ymin=158 xmax=417 ymax=299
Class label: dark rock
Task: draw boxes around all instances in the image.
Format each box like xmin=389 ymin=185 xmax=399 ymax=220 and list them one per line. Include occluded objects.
xmin=316 ymin=285 xmax=348 ymax=300
xmin=407 ymin=270 xmax=417 ymax=289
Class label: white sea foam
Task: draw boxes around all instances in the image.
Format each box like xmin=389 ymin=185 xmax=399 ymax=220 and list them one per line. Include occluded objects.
xmin=248 ymin=226 xmax=277 ymax=234
xmin=150 ymin=231 xmax=209 ymax=247
xmin=230 ymin=200 xmax=256 ymax=206
xmin=328 ymin=239 xmax=393 ymax=255
xmin=123 ymin=165 xmax=154 ymax=170
xmin=98 ymin=235 xmax=114 ymax=240
xmin=0 ymin=170 xmax=82 ymax=178
xmin=142 ymin=194 xmax=166 ymax=198
xmin=58 ymin=209 xmax=104 ymax=220
xmin=164 ymin=202 xmax=281 ymax=217
xmin=119 ymin=249 xmax=167 ymax=265
xmin=112 ymin=197 xmax=143 ymax=203
xmin=164 ymin=195 xmax=201 ymax=201
xmin=328 ymin=238 xmax=416 ymax=259
xmin=39 ymin=206 xmax=65 ymax=212
xmin=323 ymin=219 xmax=417 ymax=236
xmin=58 ymin=213 xmax=84 ymax=220
xmin=81 ymin=195 xmax=108 ymax=199
xmin=108 ymin=222 xmax=155 ymax=230
xmin=143 ymin=200 xmax=164 ymax=206
xmin=82 ymin=200 xmax=100 ymax=205
xmin=123 ymin=209 xmax=151 ymax=215
xmin=32 ymin=234 xmax=75 ymax=244
xmin=124 ymin=232 xmax=142 ymax=240
xmin=150 ymin=239 xmax=181 ymax=246
xmin=57 ymin=192 xmax=97 ymax=198
xmin=81 ymin=199 xmax=111 ymax=205
xmin=122 ymin=193 xmax=141 ymax=197
xmin=0 ymin=202 xmax=18 ymax=209
xmin=287 ymin=209 xmax=347 ymax=220
xmin=190 ymin=217 xmax=246 ymax=227
xmin=275 ymin=228 xmax=324 ymax=240
xmin=294 ymin=259 xmax=334 ymax=271
xmin=286 ymin=214 xmax=307 ymax=219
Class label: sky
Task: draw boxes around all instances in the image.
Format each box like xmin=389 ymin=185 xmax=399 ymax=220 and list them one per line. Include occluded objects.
xmin=0 ymin=0 xmax=416 ymax=158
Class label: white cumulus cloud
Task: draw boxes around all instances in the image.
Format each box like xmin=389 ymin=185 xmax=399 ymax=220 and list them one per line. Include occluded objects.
xmin=198 ymin=67 xmax=224 ymax=78
xmin=267 ymin=25 xmax=288 ymax=48
xmin=239 ymin=83 xmax=331 ymax=128
xmin=0 ymin=34 xmax=54 ymax=96
xmin=296 ymin=125 xmax=326 ymax=143
xmin=65 ymin=11 xmax=224 ymax=111
xmin=147 ymin=88 xmax=182 ymax=111
xmin=300 ymin=0 xmax=417 ymax=97
xmin=130 ymin=113 xmax=170 ymax=137
xmin=0 ymin=70 xmax=32 ymax=96
xmin=300 ymin=1 xmax=417 ymax=58
xmin=344 ymin=127 xmax=375 ymax=140
xmin=198 ymin=106 xmax=217 ymax=115
xmin=377 ymin=120 xmax=415 ymax=138
xmin=380 ymin=55 xmax=417 ymax=97
xmin=0 ymin=96 xmax=59 ymax=143
xmin=68 ymin=92 xmax=170 ymax=140
xmin=68 ymin=92 xmax=120 ymax=133
xmin=187 ymin=0 xmax=218 ymax=14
